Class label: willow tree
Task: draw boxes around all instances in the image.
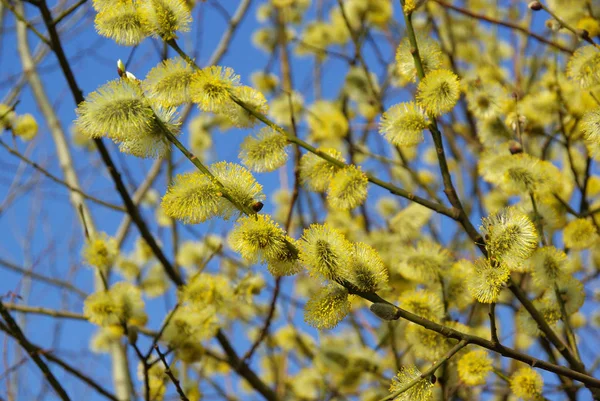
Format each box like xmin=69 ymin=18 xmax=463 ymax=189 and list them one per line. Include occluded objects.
xmin=1 ymin=0 xmax=600 ymax=400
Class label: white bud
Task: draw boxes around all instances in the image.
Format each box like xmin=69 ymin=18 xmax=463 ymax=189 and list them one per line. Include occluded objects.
xmin=125 ymin=71 xmax=138 ymax=81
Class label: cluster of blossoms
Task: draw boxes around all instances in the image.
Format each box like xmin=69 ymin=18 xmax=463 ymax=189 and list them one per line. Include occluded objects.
xmin=229 ymin=219 xmax=388 ymax=330
xmin=75 ymin=59 xmax=269 ymax=159
xmin=93 ymin=0 xmax=192 ymax=44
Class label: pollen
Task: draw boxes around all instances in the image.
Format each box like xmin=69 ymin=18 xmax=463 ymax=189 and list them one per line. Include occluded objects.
xmin=190 ymin=66 xmax=240 ymax=113
xmin=379 ymin=102 xmax=428 ymax=146
xmin=416 ymin=69 xmax=461 ymax=116
xmin=303 ymin=283 xmax=351 ymax=330
xmin=95 ymin=3 xmax=147 ymax=46
xmin=327 ymin=165 xmax=369 ymax=211
xmin=239 ymin=128 xmax=289 ymax=172
xmin=457 ymin=350 xmax=493 ymax=386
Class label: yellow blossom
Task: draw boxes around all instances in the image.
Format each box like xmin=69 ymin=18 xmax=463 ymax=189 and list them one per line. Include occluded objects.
xmin=95 ymin=3 xmax=146 ymax=46
xmin=379 ymin=102 xmax=428 ymax=146
xmin=138 ymin=0 xmax=191 ymax=40
xmin=304 ymin=283 xmax=351 ymax=330
xmin=239 ymin=128 xmax=288 ymax=172
xmin=510 ymin=367 xmax=544 ymax=401
xmin=416 ymin=69 xmax=461 ymax=116
xmin=298 ymin=223 xmax=353 ymax=281
xmin=190 ymin=66 xmax=240 ymax=112
xmin=143 ymin=57 xmax=194 ymax=107
xmin=388 ymin=365 xmax=433 ymax=401
xmin=457 ymin=350 xmax=493 ymax=385
xmin=563 ymin=218 xmax=598 ymax=250
xmin=12 ymin=114 xmax=38 ymax=141
xmin=299 ymin=148 xmax=346 ymax=192
xmin=82 ymin=232 xmax=118 ymax=271
xmin=327 ymin=165 xmax=369 ymax=211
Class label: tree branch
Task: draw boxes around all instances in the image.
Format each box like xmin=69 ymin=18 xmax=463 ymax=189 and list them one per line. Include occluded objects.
xmin=0 ymin=302 xmax=71 ymax=401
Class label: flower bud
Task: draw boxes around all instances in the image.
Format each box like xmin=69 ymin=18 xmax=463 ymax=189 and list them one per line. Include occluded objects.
xmin=545 ymin=19 xmax=562 ymax=32
xmin=578 ymin=29 xmax=590 ymax=39
xmin=117 ymin=59 xmax=126 ymax=77
xmin=125 ymin=71 xmax=138 ymax=81
xmin=528 ymin=1 xmax=542 ymax=11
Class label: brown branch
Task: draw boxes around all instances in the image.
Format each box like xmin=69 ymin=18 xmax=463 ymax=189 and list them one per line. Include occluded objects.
xmin=434 ymin=0 xmax=573 ymax=54
xmin=215 ymin=330 xmax=278 ymax=401
xmin=1 ymin=0 xmax=51 ymax=46
xmin=0 ymin=302 xmax=71 ymax=401
xmin=363 ymin=291 xmax=600 ymax=388
xmin=0 ymin=139 xmax=126 ymax=213
xmin=154 ymin=346 xmax=189 ymax=401
xmin=0 ymin=320 xmax=119 ymax=401
xmin=240 ymin=277 xmax=281 ymax=364
xmin=207 ymin=0 xmax=252 ymax=66
xmin=51 ymin=0 xmax=87 ymax=26
xmin=488 ymin=303 xmax=500 ymax=346
xmin=1 ymin=302 xmax=158 ymax=337
xmin=0 ymin=257 xmax=87 ymax=298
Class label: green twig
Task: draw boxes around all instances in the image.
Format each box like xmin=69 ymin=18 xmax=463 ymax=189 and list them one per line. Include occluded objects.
xmin=378 ymin=340 xmax=468 ymax=401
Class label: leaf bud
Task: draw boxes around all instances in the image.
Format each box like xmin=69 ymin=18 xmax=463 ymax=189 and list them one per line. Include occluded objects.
xmin=127 ymin=326 xmax=138 ymax=345
xmin=369 ymin=302 xmax=399 ymax=320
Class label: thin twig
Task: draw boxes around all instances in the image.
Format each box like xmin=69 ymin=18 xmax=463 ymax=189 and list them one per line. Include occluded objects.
xmin=378 ymin=340 xmax=468 ymax=401
xmin=1 ymin=0 xmax=51 ymax=46
xmin=154 ymin=346 xmax=189 ymax=401
xmin=240 ymin=277 xmax=281 ymax=364
xmin=215 ymin=331 xmax=278 ymax=401
xmin=538 ymin=1 xmax=599 ymax=47
xmin=52 ymin=0 xmax=87 ymax=26
xmin=0 ymin=139 xmax=126 ymax=212
xmin=434 ymin=0 xmax=573 ymax=54
xmin=489 ymin=303 xmax=500 ymax=346
xmin=207 ymin=0 xmax=252 ymax=66
xmin=0 ymin=302 xmax=71 ymax=401
xmin=0 ymin=257 xmax=87 ymax=298
xmin=1 ymin=302 xmax=158 ymax=337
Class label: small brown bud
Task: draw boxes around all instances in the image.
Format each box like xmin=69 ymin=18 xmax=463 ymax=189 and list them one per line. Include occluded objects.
xmin=430 ymin=374 xmax=437 ymax=384
xmin=579 ymin=29 xmax=590 ymax=39
xmin=509 ymin=142 xmax=523 ymax=155
xmin=252 ymin=201 xmax=264 ymax=212
xmin=528 ymin=1 xmax=542 ymax=11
